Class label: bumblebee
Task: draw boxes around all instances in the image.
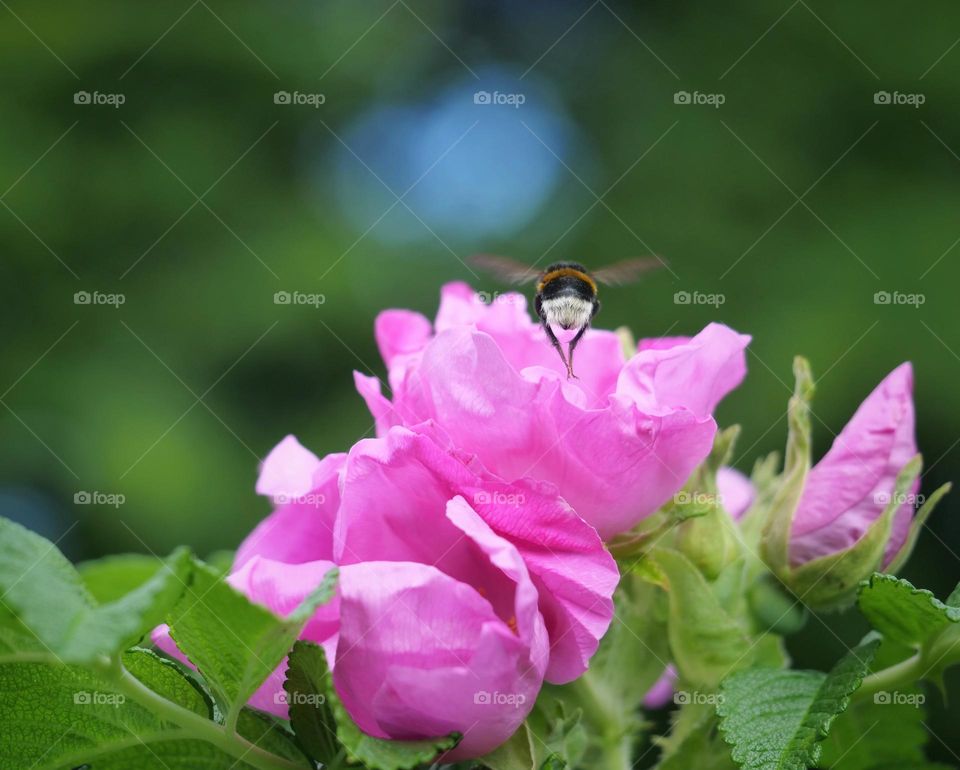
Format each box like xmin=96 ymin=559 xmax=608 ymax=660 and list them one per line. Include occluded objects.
xmin=470 ymin=255 xmax=663 ymax=379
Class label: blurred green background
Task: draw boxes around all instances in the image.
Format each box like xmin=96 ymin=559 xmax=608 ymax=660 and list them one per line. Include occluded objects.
xmin=2 ymin=0 xmax=959 ymax=762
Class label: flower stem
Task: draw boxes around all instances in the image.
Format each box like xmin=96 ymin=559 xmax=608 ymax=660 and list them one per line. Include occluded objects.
xmin=102 ymin=657 xmax=306 ymax=770
xmin=855 ymin=653 xmax=925 ymax=702
xmin=568 ymin=674 xmax=634 ymax=770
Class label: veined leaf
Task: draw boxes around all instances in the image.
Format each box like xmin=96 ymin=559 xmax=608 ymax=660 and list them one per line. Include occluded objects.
xmin=0 ymin=648 xmax=307 ymax=770
xmin=0 ymin=517 xmax=192 ymax=664
xmin=167 ymin=559 xmax=337 ymax=719
xmin=717 ymin=637 xmax=879 ymax=770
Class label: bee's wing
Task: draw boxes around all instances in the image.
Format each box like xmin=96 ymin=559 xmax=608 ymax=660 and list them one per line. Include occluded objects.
xmin=469 ymin=254 xmax=540 ymax=285
xmin=591 ymin=256 xmax=666 ymax=286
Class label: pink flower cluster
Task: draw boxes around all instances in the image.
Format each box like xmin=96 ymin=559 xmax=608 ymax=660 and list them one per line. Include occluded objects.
xmin=154 ymin=282 xmax=924 ymax=755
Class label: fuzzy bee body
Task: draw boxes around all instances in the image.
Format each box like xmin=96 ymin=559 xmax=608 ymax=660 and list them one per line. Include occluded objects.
xmin=470 ymin=254 xmax=663 ymax=378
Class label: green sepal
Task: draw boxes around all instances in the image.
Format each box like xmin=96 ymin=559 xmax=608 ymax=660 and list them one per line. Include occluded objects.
xmin=885 ymin=482 xmax=952 ymax=575
xmin=787 ymin=455 xmax=922 ymax=609
xmin=760 ymin=356 xmax=814 ymax=578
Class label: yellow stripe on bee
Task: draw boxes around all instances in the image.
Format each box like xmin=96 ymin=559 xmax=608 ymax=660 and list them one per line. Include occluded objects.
xmin=537 ymin=267 xmax=597 ymax=294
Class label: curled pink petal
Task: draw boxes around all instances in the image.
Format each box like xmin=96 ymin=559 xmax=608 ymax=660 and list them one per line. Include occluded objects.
xmin=357 ymin=285 xmax=751 ymax=538
xmin=790 ymin=363 xmax=917 ymax=566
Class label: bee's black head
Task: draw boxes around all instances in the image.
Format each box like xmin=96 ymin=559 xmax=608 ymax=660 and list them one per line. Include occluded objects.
xmin=544 ymin=260 xmax=589 ymax=274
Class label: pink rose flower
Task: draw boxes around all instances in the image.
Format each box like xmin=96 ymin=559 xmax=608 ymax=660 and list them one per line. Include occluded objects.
xmin=789 ymin=362 xmax=917 ymax=567
xmin=156 ymin=427 xmax=617 ymax=760
xmin=355 ymin=282 xmax=751 ymax=539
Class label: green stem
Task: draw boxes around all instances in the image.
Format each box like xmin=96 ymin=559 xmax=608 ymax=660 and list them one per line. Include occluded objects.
xmin=568 ymin=674 xmax=633 ymax=770
xmin=103 ymin=657 xmax=306 ymax=770
xmin=855 ymin=653 xmax=925 ymax=702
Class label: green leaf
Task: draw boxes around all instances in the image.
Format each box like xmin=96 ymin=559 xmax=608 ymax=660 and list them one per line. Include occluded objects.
xmin=283 ymin=638 xmax=339 ymax=765
xmin=0 ymin=518 xmax=192 ymax=663
xmin=655 ymin=704 xmax=736 ymax=770
xmin=858 ymin=574 xmax=960 ymax=648
xmin=166 ymin=559 xmax=337 ymax=719
xmin=650 ymin=547 xmax=753 ymax=688
xmin=717 ymin=637 xmax=879 ymax=770
xmin=819 ymin=689 xmax=930 ymax=770
xmin=480 ymin=723 xmax=536 ymax=770
xmin=588 ymin=573 xmax=670 ymax=712
xmin=78 ymin=553 xmax=166 ymax=603
xmin=0 ymin=648 xmax=311 ymax=770
xmin=288 ymin=641 xmax=459 ymax=770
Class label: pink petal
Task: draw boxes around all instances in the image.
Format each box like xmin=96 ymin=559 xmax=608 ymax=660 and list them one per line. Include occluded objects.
xmin=790 ymin=363 xmax=917 ymax=565
xmin=642 ymin=665 xmax=677 ymax=709
xmin=333 ymin=426 xmax=616 ymax=682
xmin=255 ymin=435 xmax=324 ymax=500
xmin=333 ymin=560 xmax=547 ymax=760
xmin=237 ymin=449 xmax=345 ymax=569
xmin=412 ymin=328 xmax=719 ymax=538
xmin=618 ymin=323 xmax=751 ymax=418
xmin=717 ymin=467 xmax=755 ymax=521
xmin=375 ymin=310 xmax=432 ymax=368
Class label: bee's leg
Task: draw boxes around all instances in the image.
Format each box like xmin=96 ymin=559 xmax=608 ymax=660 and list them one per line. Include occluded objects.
xmin=541 ymin=317 xmax=571 ymax=374
xmin=566 ymin=325 xmax=588 ymax=379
